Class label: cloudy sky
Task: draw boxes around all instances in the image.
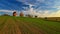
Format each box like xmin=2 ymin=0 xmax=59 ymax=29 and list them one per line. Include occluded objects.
xmin=0 ymin=0 xmax=60 ymax=17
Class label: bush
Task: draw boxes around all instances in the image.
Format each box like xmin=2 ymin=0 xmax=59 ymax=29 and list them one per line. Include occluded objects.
xmin=2 ymin=14 xmax=10 ymax=16
xmin=35 ymin=16 xmax=37 ymax=18
xmin=20 ymin=12 xmax=24 ymax=17
xmin=26 ymin=14 xmax=33 ymax=18
xmin=45 ymin=17 xmax=47 ymax=19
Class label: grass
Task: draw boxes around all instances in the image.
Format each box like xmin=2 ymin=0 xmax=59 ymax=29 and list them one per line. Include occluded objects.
xmin=0 ymin=16 xmax=60 ymax=34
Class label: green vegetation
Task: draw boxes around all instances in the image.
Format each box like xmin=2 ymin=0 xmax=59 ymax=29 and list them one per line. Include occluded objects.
xmin=1 ymin=14 xmax=10 ymax=16
xmin=0 ymin=16 xmax=60 ymax=34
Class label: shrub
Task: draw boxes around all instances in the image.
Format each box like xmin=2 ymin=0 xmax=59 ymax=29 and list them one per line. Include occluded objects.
xmin=20 ymin=12 xmax=24 ymax=17
xmin=35 ymin=15 xmax=37 ymax=18
xmin=2 ymin=14 xmax=10 ymax=16
xmin=45 ymin=17 xmax=47 ymax=19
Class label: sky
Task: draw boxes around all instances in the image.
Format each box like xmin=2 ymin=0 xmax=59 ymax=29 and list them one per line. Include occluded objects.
xmin=0 ymin=0 xmax=60 ymax=17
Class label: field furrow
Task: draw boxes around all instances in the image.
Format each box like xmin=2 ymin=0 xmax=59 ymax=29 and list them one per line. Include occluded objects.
xmin=0 ymin=16 xmax=60 ymax=34
xmin=5 ymin=18 xmax=21 ymax=34
xmin=13 ymin=17 xmax=47 ymax=34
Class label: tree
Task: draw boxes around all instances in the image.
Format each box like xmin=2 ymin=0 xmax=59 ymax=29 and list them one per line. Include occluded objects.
xmin=35 ymin=15 xmax=37 ymax=18
xmin=45 ymin=17 xmax=47 ymax=19
xmin=27 ymin=14 xmax=33 ymax=18
xmin=13 ymin=12 xmax=17 ymax=16
xmin=20 ymin=12 xmax=24 ymax=17
xmin=2 ymin=14 xmax=10 ymax=16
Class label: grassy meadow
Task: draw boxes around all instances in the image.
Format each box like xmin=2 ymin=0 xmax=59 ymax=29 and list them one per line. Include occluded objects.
xmin=0 ymin=16 xmax=60 ymax=34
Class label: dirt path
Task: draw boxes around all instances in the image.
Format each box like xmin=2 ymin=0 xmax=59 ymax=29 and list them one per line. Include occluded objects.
xmin=7 ymin=18 xmax=21 ymax=34
xmin=0 ymin=17 xmax=8 ymax=34
xmin=0 ymin=17 xmax=21 ymax=34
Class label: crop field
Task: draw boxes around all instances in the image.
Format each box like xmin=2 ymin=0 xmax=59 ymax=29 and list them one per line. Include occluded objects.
xmin=44 ymin=17 xmax=60 ymax=21
xmin=0 ymin=16 xmax=60 ymax=34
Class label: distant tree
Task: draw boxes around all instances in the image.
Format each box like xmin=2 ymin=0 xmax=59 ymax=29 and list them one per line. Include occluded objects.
xmin=2 ymin=14 xmax=10 ymax=16
xmin=27 ymin=14 xmax=33 ymax=18
xmin=35 ymin=15 xmax=37 ymax=18
xmin=20 ymin=12 xmax=24 ymax=17
xmin=45 ymin=17 xmax=47 ymax=19
xmin=13 ymin=11 xmax=17 ymax=16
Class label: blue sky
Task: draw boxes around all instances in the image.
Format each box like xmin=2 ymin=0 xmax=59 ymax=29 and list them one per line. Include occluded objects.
xmin=0 ymin=0 xmax=29 ymax=11
xmin=0 ymin=0 xmax=60 ymax=17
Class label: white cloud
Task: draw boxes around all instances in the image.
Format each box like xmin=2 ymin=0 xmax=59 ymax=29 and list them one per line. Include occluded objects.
xmin=0 ymin=10 xmax=14 ymax=13
xmin=23 ymin=4 xmax=50 ymax=17
xmin=23 ymin=5 xmax=60 ymax=17
xmin=55 ymin=6 xmax=60 ymax=10
xmin=0 ymin=10 xmax=16 ymax=16
xmin=37 ymin=0 xmax=45 ymax=2
xmin=16 ymin=0 xmax=30 ymax=4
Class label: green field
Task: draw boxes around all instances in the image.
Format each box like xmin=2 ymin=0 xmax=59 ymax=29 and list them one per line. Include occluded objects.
xmin=0 ymin=16 xmax=60 ymax=34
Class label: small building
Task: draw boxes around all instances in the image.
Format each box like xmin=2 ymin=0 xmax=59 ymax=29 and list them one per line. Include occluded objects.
xmin=13 ymin=11 xmax=17 ymax=16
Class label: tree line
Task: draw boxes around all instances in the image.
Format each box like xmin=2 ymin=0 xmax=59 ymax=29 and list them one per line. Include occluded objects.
xmin=2 ymin=11 xmax=38 ymax=18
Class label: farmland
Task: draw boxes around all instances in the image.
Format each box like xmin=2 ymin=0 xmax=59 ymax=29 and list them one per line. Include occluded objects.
xmin=44 ymin=17 xmax=60 ymax=21
xmin=0 ymin=16 xmax=60 ymax=34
